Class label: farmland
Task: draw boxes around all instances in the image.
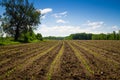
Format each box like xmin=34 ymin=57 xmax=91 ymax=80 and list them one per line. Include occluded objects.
xmin=0 ymin=40 xmax=120 ymax=80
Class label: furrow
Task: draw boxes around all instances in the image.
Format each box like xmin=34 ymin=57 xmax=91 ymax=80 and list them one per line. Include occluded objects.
xmin=47 ymin=41 xmax=64 ymax=80
xmin=0 ymin=42 xmax=59 ymax=79
xmin=73 ymin=41 xmax=120 ymax=67
xmin=67 ymin=41 xmax=94 ymax=76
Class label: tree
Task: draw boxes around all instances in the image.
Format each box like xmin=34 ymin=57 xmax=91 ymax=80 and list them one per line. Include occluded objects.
xmin=44 ymin=36 xmax=64 ymax=40
xmin=0 ymin=15 xmax=2 ymax=36
xmin=0 ymin=20 xmax=4 ymax=42
xmin=65 ymin=33 xmax=92 ymax=40
xmin=92 ymin=34 xmax=99 ymax=40
xmin=119 ymin=30 xmax=120 ymax=40
xmin=0 ymin=23 xmax=2 ymax=37
xmin=36 ymin=33 xmax=43 ymax=41
xmin=0 ymin=0 xmax=41 ymax=41
xmin=113 ymin=31 xmax=116 ymax=40
xmin=0 ymin=16 xmax=4 ymax=38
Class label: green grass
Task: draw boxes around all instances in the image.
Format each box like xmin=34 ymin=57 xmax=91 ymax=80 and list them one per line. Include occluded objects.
xmin=0 ymin=37 xmax=20 ymax=45
xmin=0 ymin=38 xmax=43 ymax=45
xmin=28 ymin=39 xmax=42 ymax=43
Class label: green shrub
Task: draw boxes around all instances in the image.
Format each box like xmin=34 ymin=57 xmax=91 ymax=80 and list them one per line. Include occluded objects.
xmin=24 ymin=32 xmax=37 ymax=42
xmin=36 ymin=33 xmax=43 ymax=41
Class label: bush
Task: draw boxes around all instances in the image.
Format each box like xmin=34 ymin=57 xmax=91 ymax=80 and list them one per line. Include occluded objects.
xmin=24 ymin=32 xmax=37 ymax=42
xmin=36 ymin=33 xmax=43 ymax=41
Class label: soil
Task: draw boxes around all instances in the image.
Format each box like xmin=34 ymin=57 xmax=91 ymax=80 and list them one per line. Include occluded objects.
xmin=0 ymin=40 xmax=120 ymax=80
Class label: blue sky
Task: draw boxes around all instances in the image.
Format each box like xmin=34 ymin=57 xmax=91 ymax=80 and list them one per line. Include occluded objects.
xmin=0 ymin=0 xmax=120 ymax=36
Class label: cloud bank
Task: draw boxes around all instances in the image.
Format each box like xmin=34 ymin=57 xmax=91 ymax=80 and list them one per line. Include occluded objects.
xmin=35 ymin=24 xmax=91 ymax=37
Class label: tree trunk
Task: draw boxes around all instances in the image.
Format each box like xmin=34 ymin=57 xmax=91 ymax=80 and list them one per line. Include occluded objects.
xmin=14 ymin=26 xmax=19 ymax=41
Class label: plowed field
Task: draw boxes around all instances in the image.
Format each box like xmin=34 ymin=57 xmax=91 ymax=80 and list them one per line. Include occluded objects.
xmin=0 ymin=40 xmax=120 ymax=80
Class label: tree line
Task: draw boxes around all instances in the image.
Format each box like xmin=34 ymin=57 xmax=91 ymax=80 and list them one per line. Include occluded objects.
xmin=41 ymin=31 xmax=120 ymax=40
xmin=92 ymin=31 xmax=120 ymax=40
xmin=65 ymin=31 xmax=120 ymax=40
xmin=44 ymin=36 xmax=64 ymax=40
xmin=65 ymin=33 xmax=92 ymax=40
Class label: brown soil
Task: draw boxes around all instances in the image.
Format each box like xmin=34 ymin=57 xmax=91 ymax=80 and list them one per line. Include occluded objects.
xmin=51 ymin=42 xmax=90 ymax=80
xmin=0 ymin=40 xmax=120 ymax=80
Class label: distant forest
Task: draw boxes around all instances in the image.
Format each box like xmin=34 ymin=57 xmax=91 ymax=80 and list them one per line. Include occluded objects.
xmin=44 ymin=30 xmax=120 ymax=40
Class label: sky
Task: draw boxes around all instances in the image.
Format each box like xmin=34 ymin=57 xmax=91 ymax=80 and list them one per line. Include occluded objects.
xmin=0 ymin=0 xmax=120 ymax=37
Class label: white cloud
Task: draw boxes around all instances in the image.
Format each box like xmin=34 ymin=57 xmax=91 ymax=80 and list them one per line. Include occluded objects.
xmin=60 ymin=11 xmax=67 ymax=15
xmin=34 ymin=19 xmax=120 ymax=37
xmin=112 ymin=25 xmax=120 ymax=32
xmin=40 ymin=8 xmax=52 ymax=14
xmin=35 ymin=24 xmax=91 ymax=37
xmin=112 ymin=25 xmax=118 ymax=30
xmin=52 ymin=11 xmax=67 ymax=18
xmin=36 ymin=8 xmax=52 ymax=19
xmin=41 ymin=15 xmax=46 ymax=19
xmin=84 ymin=20 xmax=104 ymax=29
xmin=56 ymin=19 xmax=67 ymax=24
